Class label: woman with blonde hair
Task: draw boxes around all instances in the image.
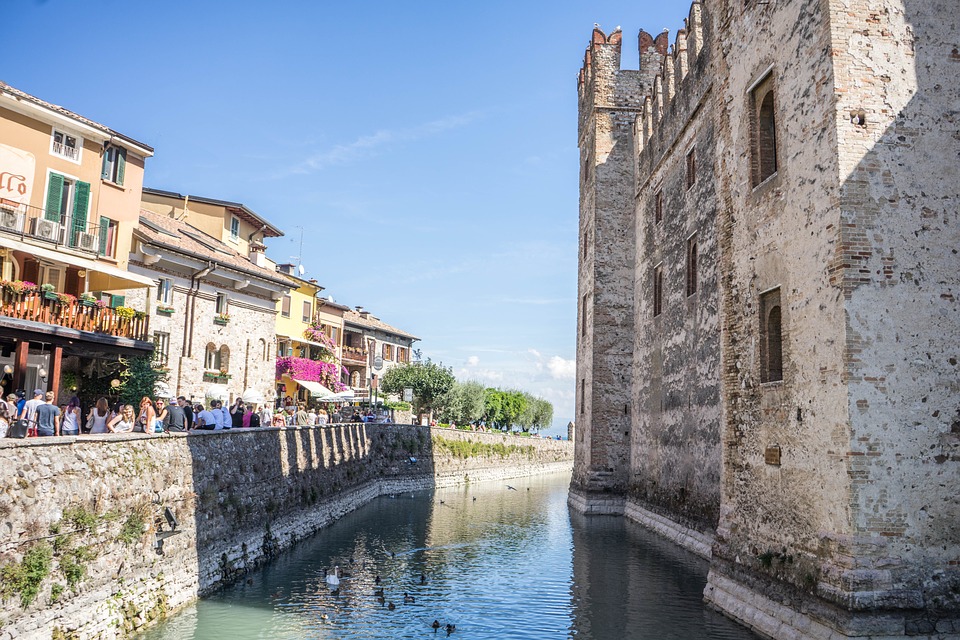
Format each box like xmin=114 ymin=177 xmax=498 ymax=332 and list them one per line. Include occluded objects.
xmin=87 ymin=397 xmax=110 ymax=434
xmin=136 ymin=396 xmax=156 ymax=434
xmin=108 ymin=405 xmax=136 ymax=433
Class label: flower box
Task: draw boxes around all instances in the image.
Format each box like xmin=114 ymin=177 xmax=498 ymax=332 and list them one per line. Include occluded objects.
xmin=79 ymin=300 xmax=97 ymax=308
xmin=157 ymin=306 xmax=175 ymax=316
xmin=213 ymin=316 xmax=229 ymax=326
xmin=42 ymin=291 xmax=58 ymax=301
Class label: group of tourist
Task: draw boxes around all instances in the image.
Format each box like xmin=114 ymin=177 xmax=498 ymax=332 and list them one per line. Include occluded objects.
xmin=0 ymin=389 xmax=396 ymax=439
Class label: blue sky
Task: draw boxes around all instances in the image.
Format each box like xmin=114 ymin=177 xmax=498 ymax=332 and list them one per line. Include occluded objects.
xmin=7 ymin=1 xmax=685 ymax=433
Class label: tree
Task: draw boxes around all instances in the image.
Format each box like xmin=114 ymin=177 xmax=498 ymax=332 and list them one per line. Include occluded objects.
xmin=438 ymin=380 xmax=486 ymax=425
xmin=379 ymin=360 xmax=454 ymax=418
xmin=118 ymin=356 xmax=168 ymax=406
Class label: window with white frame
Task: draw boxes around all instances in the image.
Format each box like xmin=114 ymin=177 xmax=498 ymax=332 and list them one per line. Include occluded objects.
xmin=154 ymin=332 xmax=170 ymax=367
xmin=51 ymin=129 xmax=82 ymax=162
xmin=101 ymin=145 xmax=126 ymax=185
xmin=156 ymin=278 xmax=173 ymax=305
xmin=215 ymin=292 xmax=228 ymax=314
xmin=229 ymin=216 xmax=240 ymax=242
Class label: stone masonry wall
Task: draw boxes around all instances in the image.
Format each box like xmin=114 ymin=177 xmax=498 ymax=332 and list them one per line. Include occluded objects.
xmin=0 ymin=426 xmax=572 ymax=639
xmin=631 ymin=3 xmax=722 ymax=536
xmin=572 ymin=28 xmax=645 ymax=504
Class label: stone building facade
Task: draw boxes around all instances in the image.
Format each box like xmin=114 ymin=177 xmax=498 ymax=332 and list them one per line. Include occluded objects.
xmin=127 ymin=208 xmax=294 ymax=405
xmin=574 ymin=1 xmax=959 ymax=638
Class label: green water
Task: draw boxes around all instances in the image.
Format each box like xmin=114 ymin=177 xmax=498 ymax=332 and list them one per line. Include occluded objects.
xmin=140 ymin=472 xmax=758 ymax=639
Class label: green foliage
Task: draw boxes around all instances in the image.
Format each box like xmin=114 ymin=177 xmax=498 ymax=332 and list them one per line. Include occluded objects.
xmin=62 ymin=504 xmax=99 ymax=534
xmin=379 ymin=360 xmax=455 ymax=416
xmin=483 ymin=388 xmax=553 ymax=431
xmin=50 ymin=583 xmax=65 ymax=602
xmin=117 ymin=513 xmax=146 ymax=545
xmin=383 ymin=400 xmax=411 ymax=411
xmin=118 ymin=355 xmax=168 ymax=406
xmin=432 ymin=435 xmax=534 ymax=460
xmin=0 ymin=543 xmax=52 ymax=607
xmin=60 ymin=546 xmax=95 ymax=590
xmin=438 ymin=380 xmax=487 ymax=425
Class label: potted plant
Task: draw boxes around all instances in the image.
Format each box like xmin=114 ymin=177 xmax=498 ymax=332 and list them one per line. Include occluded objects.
xmin=157 ymin=304 xmax=175 ymax=315
xmin=40 ymin=283 xmax=57 ymax=300
xmin=79 ymin=292 xmax=97 ymax=307
xmin=214 ymin=312 xmax=230 ymax=325
xmin=56 ymin=292 xmax=76 ymax=306
xmin=115 ymin=306 xmax=135 ymax=320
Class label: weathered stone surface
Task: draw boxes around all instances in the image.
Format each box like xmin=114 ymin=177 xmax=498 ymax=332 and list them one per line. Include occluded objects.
xmin=0 ymin=427 xmax=571 ymax=639
xmin=576 ymin=0 xmax=959 ymax=636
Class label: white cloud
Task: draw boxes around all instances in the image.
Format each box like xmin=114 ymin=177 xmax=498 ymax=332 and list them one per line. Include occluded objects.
xmin=547 ymin=356 xmax=576 ymax=380
xmin=467 ymin=356 xmax=479 ymax=366
xmin=293 ymin=111 xmax=482 ymax=173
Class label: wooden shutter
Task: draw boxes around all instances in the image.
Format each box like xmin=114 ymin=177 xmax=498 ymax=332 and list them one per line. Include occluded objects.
xmin=116 ymin=148 xmax=126 ymax=185
xmin=98 ymin=217 xmax=109 ymax=254
xmin=110 ymin=294 xmax=125 ymax=308
xmin=72 ymin=181 xmax=91 ymax=243
xmin=45 ymin=174 xmax=64 ymax=221
xmin=101 ymin=147 xmax=112 ymax=180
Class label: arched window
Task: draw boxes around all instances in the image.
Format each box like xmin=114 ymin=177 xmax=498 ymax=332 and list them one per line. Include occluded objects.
xmin=751 ymin=75 xmax=778 ymax=187
xmin=219 ymin=345 xmax=230 ymax=373
xmin=758 ymin=90 xmax=778 ymax=182
xmin=204 ymin=343 xmax=218 ymax=370
xmin=760 ymin=288 xmax=783 ymax=383
xmin=259 ymin=338 xmax=267 ymax=361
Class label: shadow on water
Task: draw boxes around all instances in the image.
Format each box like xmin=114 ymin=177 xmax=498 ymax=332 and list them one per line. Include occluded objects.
xmin=142 ymin=471 xmax=758 ymax=640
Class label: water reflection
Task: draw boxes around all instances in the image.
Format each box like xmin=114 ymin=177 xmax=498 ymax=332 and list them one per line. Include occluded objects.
xmin=140 ymin=473 xmax=756 ymax=639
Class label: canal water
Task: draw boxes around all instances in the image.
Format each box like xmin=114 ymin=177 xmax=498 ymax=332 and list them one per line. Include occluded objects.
xmin=141 ymin=472 xmax=758 ymax=639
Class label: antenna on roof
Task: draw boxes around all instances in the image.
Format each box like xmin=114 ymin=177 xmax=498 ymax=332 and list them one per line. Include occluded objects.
xmin=298 ymin=264 xmax=305 ymax=276
xmin=290 ymin=226 xmax=304 ymax=269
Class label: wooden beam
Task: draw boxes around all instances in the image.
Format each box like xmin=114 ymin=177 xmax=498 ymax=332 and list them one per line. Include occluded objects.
xmin=49 ymin=345 xmax=62 ymax=400
xmin=12 ymin=339 xmax=28 ymax=393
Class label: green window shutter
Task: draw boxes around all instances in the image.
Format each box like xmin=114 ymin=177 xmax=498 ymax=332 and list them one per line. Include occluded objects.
xmin=72 ymin=181 xmax=91 ymax=244
xmin=110 ymin=294 xmax=125 ymax=308
xmin=101 ymin=147 xmax=112 ymax=180
xmin=116 ymin=148 xmax=126 ymax=185
xmin=45 ymin=174 xmax=64 ymax=222
xmin=98 ymin=216 xmax=109 ymax=254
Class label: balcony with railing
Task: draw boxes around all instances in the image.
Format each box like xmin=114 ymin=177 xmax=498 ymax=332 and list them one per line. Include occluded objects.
xmin=0 ymin=286 xmax=150 ymax=341
xmin=342 ymin=345 xmax=368 ymax=364
xmin=0 ymin=201 xmax=104 ymax=255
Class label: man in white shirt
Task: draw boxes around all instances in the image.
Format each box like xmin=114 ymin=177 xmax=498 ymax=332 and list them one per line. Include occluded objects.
xmin=19 ymin=388 xmax=44 ymax=424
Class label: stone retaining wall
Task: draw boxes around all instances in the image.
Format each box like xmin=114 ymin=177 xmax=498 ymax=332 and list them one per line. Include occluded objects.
xmin=0 ymin=425 xmax=572 ymax=640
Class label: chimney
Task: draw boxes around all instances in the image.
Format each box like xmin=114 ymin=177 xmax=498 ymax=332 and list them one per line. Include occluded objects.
xmin=277 ymin=263 xmax=296 ymax=275
xmin=248 ymin=240 xmax=267 ymax=267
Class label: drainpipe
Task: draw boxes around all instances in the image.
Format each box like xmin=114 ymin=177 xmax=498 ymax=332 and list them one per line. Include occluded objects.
xmin=185 ymin=262 xmax=215 ymax=359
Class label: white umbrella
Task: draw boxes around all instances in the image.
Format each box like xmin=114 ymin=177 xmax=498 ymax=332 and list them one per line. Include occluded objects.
xmin=241 ymin=388 xmax=265 ymax=404
xmin=204 ymin=384 xmax=230 ymax=403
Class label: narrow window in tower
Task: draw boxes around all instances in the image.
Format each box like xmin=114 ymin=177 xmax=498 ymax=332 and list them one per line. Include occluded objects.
xmin=685 ymin=149 xmax=696 ymax=189
xmin=581 ymin=294 xmax=588 ymax=336
xmin=686 ymin=234 xmax=698 ymax=296
xmin=655 ymin=189 xmax=663 ymax=224
xmin=760 ymin=287 xmax=783 ymax=383
xmin=580 ymin=379 xmax=585 ymax=415
xmin=751 ymin=73 xmax=778 ymax=187
xmin=582 ymin=230 xmax=588 ymax=260
xmin=653 ymin=265 xmax=663 ymax=317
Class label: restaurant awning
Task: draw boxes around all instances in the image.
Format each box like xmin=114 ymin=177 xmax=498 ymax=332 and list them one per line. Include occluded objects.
xmin=277 ymin=334 xmax=331 ymax=349
xmin=0 ymin=236 xmax=156 ymax=289
xmin=292 ymin=379 xmax=336 ymax=398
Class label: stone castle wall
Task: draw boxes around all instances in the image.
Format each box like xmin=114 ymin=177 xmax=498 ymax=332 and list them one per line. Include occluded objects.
xmin=630 ymin=3 xmax=722 ymax=536
xmin=0 ymin=426 xmax=572 ymax=639
xmin=576 ymin=0 xmax=959 ymax=637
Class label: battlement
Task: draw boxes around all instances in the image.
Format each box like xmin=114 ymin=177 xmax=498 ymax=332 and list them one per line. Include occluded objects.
xmin=634 ymin=1 xmax=709 ymax=164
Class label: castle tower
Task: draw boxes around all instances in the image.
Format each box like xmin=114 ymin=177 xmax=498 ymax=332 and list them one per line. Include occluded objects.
xmin=703 ymin=0 xmax=960 ymax=636
xmin=570 ymin=28 xmax=649 ymax=512
xmin=576 ymin=0 xmax=959 ymax=636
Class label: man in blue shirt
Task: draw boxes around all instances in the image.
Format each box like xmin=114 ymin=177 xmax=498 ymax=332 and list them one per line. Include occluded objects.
xmin=34 ymin=391 xmax=61 ymax=437
xmin=218 ymin=400 xmax=231 ymax=430
xmin=195 ymin=404 xmax=218 ymax=430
